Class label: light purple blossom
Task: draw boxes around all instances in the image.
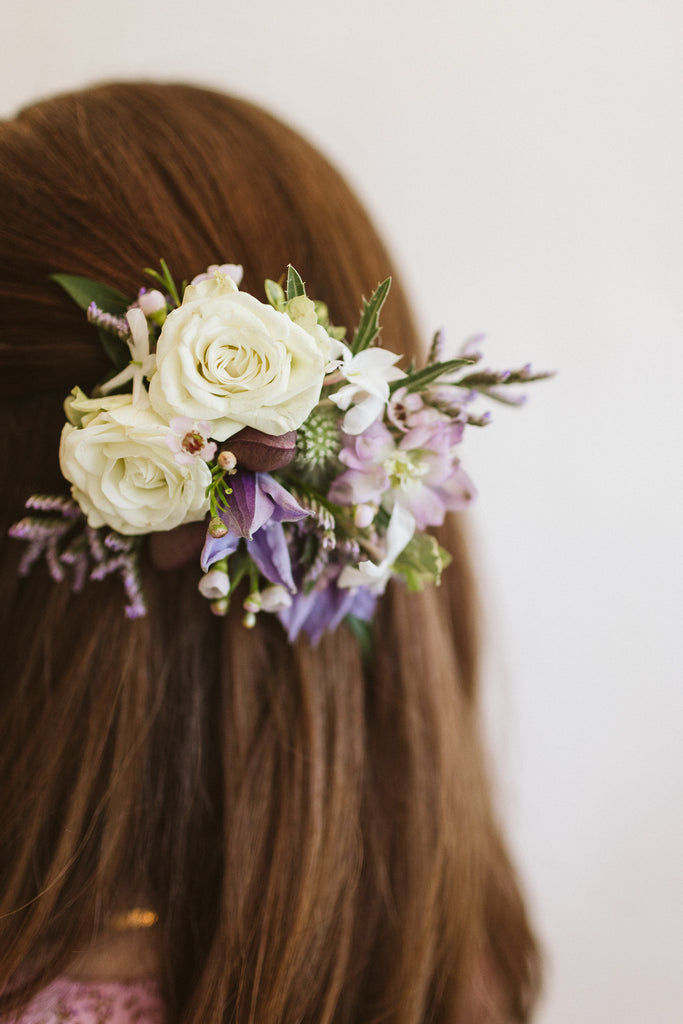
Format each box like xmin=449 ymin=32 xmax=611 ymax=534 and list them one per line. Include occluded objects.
xmin=329 ymin=418 xmax=475 ymax=530
xmin=277 ymin=565 xmax=377 ymax=644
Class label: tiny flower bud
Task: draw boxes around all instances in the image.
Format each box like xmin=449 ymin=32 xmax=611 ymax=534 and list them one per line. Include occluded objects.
xmin=354 ymin=504 xmax=376 ymax=529
xmin=242 ymin=611 xmax=257 ymax=629
xmin=198 ymin=568 xmax=230 ymax=600
xmin=243 ymin=592 xmax=261 ymax=613
xmin=259 ymin=585 xmax=292 ymax=612
xmin=137 ymin=288 xmax=167 ymax=317
xmin=209 ymin=517 xmax=228 ymax=538
xmin=210 ymin=597 xmax=229 ymax=616
xmin=218 ymin=450 xmax=237 ymax=472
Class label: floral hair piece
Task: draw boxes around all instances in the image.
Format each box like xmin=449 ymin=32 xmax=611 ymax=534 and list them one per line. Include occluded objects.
xmin=9 ymin=262 xmax=549 ymax=643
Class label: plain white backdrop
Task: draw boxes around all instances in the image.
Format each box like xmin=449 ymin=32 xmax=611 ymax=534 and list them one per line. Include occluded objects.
xmin=2 ymin=2 xmax=682 ymax=1021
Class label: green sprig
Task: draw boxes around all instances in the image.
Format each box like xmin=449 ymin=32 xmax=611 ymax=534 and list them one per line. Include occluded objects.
xmin=350 ymin=278 xmax=391 ymax=354
xmin=144 ymin=259 xmax=182 ymax=308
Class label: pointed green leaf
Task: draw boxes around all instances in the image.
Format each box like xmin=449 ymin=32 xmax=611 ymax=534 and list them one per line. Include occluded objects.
xmin=51 ymin=274 xmax=130 ymax=315
xmin=350 ymin=277 xmax=391 ymax=354
xmin=390 ymin=357 xmax=476 ymax=394
xmin=265 ymin=278 xmax=286 ymax=310
xmin=97 ymin=328 xmax=130 ymax=373
xmin=145 ymin=259 xmax=181 ymax=307
xmin=286 ymin=265 xmax=306 ymax=300
xmin=345 ymin=614 xmax=374 ymax=663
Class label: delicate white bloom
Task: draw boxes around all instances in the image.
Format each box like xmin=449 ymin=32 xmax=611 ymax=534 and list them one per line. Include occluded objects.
xmin=165 ymin=416 xmax=217 ymax=465
xmin=338 ymin=504 xmax=415 ymax=593
xmin=59 ymin=397 xmax=211 ymax=535
xmin=329 ymin=344 xmax=404 ymax=434
xmin=149 ymin=272 xmax=331 ymax=441
xmin=198 ymin=568 xmax=231 ymax=600
xmin=99 ymin=307 xmax=156 ymax=405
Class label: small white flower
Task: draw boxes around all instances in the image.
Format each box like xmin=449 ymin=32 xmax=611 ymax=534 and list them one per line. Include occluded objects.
xmin=338 ymin=504 xmax=415 ymax=593
xmin=165 ymin=417 xmax=217 ymax=465
xmin=99 ymin=307 xmax=156 ymax=405
xmin=329 ymin=345 xmax=404 ymax=435
xmin=259 ymin=584 xmax=292 ymax=612
xmin=137 ymin=289 xmax=167 ymax=317
xmin=198 ymin=568 xmax=231 ymax=600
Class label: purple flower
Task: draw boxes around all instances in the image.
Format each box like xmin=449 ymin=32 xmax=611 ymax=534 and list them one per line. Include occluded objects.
xmin=330 ymin=418 xmax=474 ymax=530
xmin=216 ymin=472 xmax=309 ymax=541
xmin=277 ymin=565 xmax=377 ymax=644
xmin=201 ymin=471 xmax=310 ymax=592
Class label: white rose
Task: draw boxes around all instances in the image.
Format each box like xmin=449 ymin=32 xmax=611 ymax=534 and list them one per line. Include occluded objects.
xmin=59 ymin=396 xmax=211 ymax=535
xmin=148 ymin=272 xmax=331 ymax=442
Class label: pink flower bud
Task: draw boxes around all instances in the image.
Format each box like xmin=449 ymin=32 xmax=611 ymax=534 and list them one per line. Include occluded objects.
xmin=137 ymin=289 xmax=167 ymax=316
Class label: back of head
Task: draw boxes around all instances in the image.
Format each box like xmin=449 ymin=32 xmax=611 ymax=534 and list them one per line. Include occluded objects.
xmin=0 ymin=83 xmax=538 ymax=1022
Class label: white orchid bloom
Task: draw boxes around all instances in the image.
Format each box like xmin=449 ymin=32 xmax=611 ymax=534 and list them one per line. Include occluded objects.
xmin=337 ymin=503 xmax=415 ymax=593
xmin=99 ymin=307 xmax=156 ymax=406
xmin=329 ymin=346 xmax=404 ymax=435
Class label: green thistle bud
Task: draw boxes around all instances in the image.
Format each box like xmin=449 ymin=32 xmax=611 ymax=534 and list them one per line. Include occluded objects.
xmin=294 ymin=405 xmax=343 ymax=485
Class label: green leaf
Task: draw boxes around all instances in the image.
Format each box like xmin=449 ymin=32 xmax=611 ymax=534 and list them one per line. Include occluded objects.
xmin=145 ymin=259 xmax=181 ymax=307
xmin=345 ymin=615 xmax=374 ymax=663
xmin=390 ymin=357 xmax=475 ymax=394
xmin=350 ymin=277 xmax=391 ymax=354
xmin=265 ymin=278 xmax=286 ymax=310
xmin=286 ymin=266 xmax=306 ymax=300
xmin=393 ymin=533 xmax=452 ymax=592
xmin=97 ymin=329 xmax=130 ymax=373
xmin=51 ymin=273 xmax=130 ymax=315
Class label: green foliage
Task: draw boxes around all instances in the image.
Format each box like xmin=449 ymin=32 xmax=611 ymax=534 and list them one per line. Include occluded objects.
xmin=265 ymin=278 xmax=286 ymax=310
xmin=345 ymin=614 xmax=374 ymax=664
xmin=394 ymin=533 xmax=452 ymax=592
xmin=286 ymin=265 xmax=306 ymax=300
xmin=390 ymin=357 xmax=475 ymax=395
xmin=51 ymin=273 xmax=131 ymax=371
xmin=350 ymin=278 xmax=391 ymax=354
xmin=51 ymin=273 xmax=129 ymax=314
xmin=144 ymin=259 xmax=181 ymax=307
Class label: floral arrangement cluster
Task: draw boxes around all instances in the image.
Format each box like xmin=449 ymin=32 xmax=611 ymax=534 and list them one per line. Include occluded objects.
xmin=10 ymin=262 xmax=547 ymax=643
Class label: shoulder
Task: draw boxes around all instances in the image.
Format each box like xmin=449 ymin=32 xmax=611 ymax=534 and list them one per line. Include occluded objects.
xmin=5 ymin=977 xmax=164 ymax=1024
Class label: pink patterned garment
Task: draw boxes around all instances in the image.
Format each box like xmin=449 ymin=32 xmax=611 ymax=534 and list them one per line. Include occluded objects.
xmin=4 ymin=978 xmax=164 ymax=1024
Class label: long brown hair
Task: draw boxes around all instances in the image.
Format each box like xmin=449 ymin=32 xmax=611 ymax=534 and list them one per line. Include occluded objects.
xmin=0 ymin=83 xmax=539 ymax=1022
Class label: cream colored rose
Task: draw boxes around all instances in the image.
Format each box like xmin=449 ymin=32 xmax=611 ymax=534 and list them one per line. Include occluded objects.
xmin=148 ymin=273 xmax=331 ymax=441
xmin=59 ymin=396 xmax=211 ymax=535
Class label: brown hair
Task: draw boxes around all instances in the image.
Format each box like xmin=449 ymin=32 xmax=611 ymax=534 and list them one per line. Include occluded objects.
xmin=0 ymin=83 xmax=539 ymax=1022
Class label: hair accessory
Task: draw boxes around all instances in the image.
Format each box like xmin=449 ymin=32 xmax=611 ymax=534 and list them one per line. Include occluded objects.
xmin=9 ymin=262 xmax=549 ymax=643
